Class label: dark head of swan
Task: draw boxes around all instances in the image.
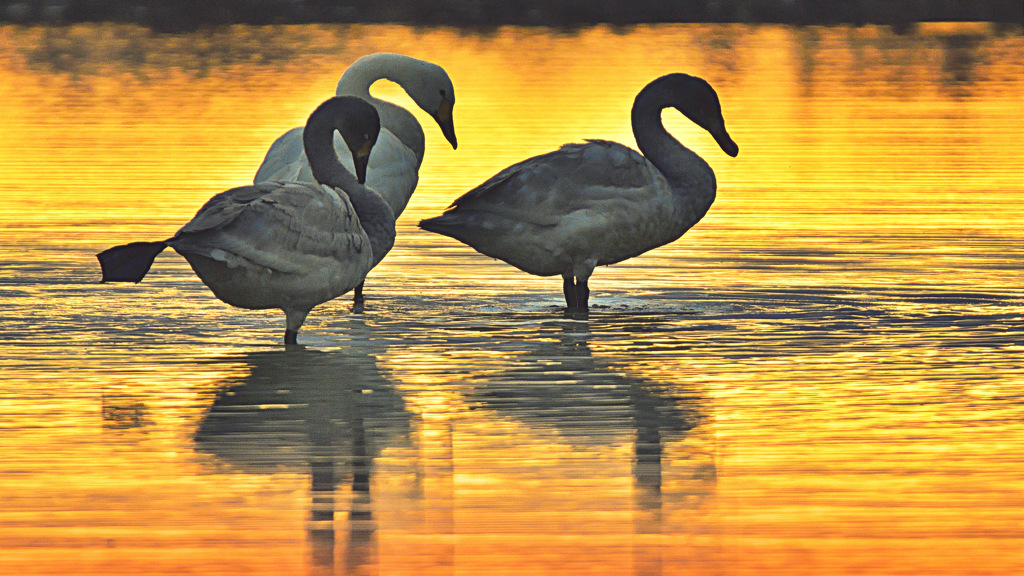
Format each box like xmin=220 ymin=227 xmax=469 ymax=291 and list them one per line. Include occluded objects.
xmin=649 ymin=73 xmax=739 ymax=158
xmin=303 ymin=96 xmax=381 ymax=185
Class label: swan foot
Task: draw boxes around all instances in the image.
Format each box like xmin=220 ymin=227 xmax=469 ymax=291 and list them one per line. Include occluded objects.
xmin=284 ymin=329 xmax=298 ymax=345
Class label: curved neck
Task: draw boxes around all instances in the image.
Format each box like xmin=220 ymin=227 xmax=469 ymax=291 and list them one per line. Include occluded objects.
xmin=304 ymin=122 xmax=397 ymax=264
xmin=336 ymin=54 xmax=426 ymax=164
xmin=304 ymin=121 xmax=361 ymax=192
xmin=631 ymin=81 xmax=717 ymax=203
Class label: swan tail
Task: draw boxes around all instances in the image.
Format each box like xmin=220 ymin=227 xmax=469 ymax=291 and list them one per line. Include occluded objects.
xmin=97 ymin=241 xmax=169 ymax=283
xmin=418 ymin=214 xmax=460 ymax=239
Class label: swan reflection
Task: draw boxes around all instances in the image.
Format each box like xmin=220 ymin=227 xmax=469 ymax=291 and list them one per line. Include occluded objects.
xmin=464 ymin=318 xmax=715 ymax=573
xmin=194 ymin=347 xmax=411 ymax=575
xmin=193 ymin=318 xmax=714 ymax=575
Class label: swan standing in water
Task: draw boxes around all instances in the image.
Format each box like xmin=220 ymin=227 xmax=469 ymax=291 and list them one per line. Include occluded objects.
xmin=97 ymin=97 xmax=395 ymax=345
xmin=419 ymin=73 xmax=738 ymax=311
xmin=254 ymin=53 xmax=458 ymax=302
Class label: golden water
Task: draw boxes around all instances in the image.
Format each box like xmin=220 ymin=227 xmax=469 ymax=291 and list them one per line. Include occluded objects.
xmin=1 ymin=23 xmax=1022 ymax=575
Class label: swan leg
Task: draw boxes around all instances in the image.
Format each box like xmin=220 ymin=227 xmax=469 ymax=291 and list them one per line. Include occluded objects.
xmin=575 ymin=278 xmax=590 ymax=311
xmin=572 ymin=260 xmax=596 ymax=312
xmin=562 ymin=273 xmax=577 ymax=309
xmin=353 ymin=281 xmax=365 ymax=304
xmin=283 ymin=307 xmax=312 ymax=345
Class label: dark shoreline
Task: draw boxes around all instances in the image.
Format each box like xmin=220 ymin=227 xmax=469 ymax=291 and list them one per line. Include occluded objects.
xmin=2 ymin=1 xmax=1022 ymax=34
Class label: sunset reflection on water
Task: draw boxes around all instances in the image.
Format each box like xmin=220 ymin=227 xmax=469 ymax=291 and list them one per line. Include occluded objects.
xmin=0 ymin=22 xmax=1022 ymax=576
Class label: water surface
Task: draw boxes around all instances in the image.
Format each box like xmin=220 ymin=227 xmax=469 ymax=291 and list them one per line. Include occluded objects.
xmin=1 ymin=23 xmax=1022 ymax=576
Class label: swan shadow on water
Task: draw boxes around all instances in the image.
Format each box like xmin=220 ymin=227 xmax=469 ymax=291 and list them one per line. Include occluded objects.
xmin=193 ymin=347 xmax=412 ymax=575
xmin=463 ymin=318 xmax=716 ymax=552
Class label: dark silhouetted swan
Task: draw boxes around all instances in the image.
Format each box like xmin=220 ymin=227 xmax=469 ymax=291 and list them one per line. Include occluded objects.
xmin=254 ymin=53 xmax=457 ymax=302
xmin=97 ymin=96 xmax=395 ymax=345
xmin=419 ymin=73 xmax=738 ymax=311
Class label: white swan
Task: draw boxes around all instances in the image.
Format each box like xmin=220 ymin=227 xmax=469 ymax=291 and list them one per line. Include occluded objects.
xmin=97 ymin=96 xmax=396 ymax=345
xmin=419 ymin=73 xmax=738 ymax=311
xmin=253 ymin=53 xmax=456 ymax=303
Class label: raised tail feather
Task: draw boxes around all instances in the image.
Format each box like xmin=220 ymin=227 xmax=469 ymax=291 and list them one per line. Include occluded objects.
xmin=96 ymin=241 xmax=168 ymax=283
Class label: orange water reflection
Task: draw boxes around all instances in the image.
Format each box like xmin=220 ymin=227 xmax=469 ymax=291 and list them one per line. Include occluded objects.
xmin=0 ymin=22 xmax=1022 ymax=576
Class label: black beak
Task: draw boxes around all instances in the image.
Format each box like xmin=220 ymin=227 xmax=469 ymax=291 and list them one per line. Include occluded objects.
xmin=354 ymin=151 xmax=370 ymax=184
xmin=713 ymin=127 xmax=739 ymax=158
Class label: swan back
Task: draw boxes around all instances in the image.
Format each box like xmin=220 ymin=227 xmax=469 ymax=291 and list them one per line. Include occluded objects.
xmin=423 ymin=140 xmax=676 ymax=276
xmin=170 ymin=181 xmax=374 ymax=308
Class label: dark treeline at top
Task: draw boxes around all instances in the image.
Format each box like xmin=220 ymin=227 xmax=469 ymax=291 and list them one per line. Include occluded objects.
xmin=2 ymin=0 xmax=1021 ymax=33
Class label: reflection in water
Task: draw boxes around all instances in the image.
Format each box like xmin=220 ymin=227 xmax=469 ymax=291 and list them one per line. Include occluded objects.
xmin=0 ymin=21 xmax=1021 ymax=576
xmin=940 ymin=34 xmax=982 ymax=85
xmin=194 ymin=348 xmax=412 ymax=575
xmin=21 ymin=24 xmax=312 ymax=76
xmin=464 ymin=319 xmax=713 ymax=576
xmin=191 ymin=321 xmax=714 ymax=575
xmin=101 ymin=393 xmax=151 ymax=430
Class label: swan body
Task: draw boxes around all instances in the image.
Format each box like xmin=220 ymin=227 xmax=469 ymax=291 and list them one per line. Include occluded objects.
xmin=420 ymin=73 xmax=738 ymax=311
xmin=98 ymin=96 xmax=395 ymax=344
xmin=254 ymin=53 xmax=458 ymax=218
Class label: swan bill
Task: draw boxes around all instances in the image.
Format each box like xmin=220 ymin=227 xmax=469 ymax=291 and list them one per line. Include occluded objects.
xmin=714 ymin=128 xmax=739 ymax=157
xmin=434 ymin=97 xmax=458 ymax=149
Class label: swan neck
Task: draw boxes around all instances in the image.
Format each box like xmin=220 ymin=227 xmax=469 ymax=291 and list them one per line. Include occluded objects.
xmin=631 ymin=83 xmax=716 ymax=197
xmin=346 ymin=185 xmax=397 ymax=265
xmin=304 ymin=122 xmax=360 ymax=192
xmin=305 ymin=122 xmax=396 ymax=263
xmin=336 ymin=54 xmax=426 ymax=163
xmin=336 ymin=54 xmax=390 ymax=98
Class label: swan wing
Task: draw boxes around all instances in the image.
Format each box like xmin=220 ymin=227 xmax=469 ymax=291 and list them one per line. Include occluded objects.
xmin=254 ymin=128 xmax=417 ymax=217
xmin=172 ymin=182 xmax=371 ymax=275
xmin=421 ymin=140 xmax=677 ymax=276
xmin=449 ymin=140 xmax=665 ymax=225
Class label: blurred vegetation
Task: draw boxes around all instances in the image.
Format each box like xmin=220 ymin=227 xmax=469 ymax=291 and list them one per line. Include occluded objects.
xmin=1 ymin=0 xmax=1021 ymax=32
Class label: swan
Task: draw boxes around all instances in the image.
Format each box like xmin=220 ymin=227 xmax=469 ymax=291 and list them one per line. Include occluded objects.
xmin=419 ymin=73 xmax=738 ymax=311
xmin=97 ymin=96 xmax=396 ymax=345
xmin=253 ymin=53 xmax=458 ymax=302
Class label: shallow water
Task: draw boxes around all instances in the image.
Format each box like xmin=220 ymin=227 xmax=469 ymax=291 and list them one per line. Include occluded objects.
xmin=1 ymin=22 xmax=1022 ymax=576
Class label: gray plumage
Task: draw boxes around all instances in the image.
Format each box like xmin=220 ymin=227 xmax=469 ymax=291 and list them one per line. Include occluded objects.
xmin=420 ymin=73 xmax=738 ymax=311
xmin=98 ymin=96 xmax=394 ymax=344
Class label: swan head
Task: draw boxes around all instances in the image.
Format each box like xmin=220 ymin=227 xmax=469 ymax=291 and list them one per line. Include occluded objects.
xmin=665 ymin=74 xmax=739 ymax=158
xmin=403 ymin=60 xmax=459 ymax=150
xmin=338 ymin=53 xmax=459 ymax=150
xmin=305 ymin=96 xmax=381 ymax=185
